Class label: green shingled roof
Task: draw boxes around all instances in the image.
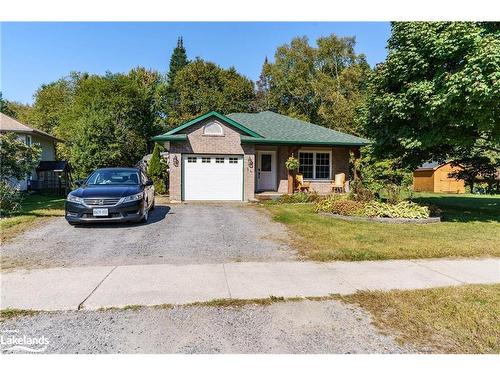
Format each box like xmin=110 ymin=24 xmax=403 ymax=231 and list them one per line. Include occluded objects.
xmin=228 ymin=111 xmax=369 ymax=146
xmin=153 ymin=110 xmax=369 ymax=146
xmin=151 ymin=133 xmax=188 ymax=142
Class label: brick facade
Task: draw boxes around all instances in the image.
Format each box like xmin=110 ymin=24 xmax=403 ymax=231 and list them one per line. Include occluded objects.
xmin=165 ymin=117 xmax=352 ymax=201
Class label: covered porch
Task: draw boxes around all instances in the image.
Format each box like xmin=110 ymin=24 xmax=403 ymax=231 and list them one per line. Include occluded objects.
xmin=253 ymin=144 xmax=361 ymax=196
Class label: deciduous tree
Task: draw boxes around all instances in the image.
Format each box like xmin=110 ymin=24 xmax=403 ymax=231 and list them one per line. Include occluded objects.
xmin=167 ymin=59 xmax=255 ymax=125
xmin=361 ymin=22 xmax=500 ymax=171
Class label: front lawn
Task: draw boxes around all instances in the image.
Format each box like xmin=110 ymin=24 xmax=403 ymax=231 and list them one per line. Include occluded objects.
xmin=340 ymin=284 xmax=500 ymax=353
xmin=0 ymin=194 xmax=65 ymax=242
xmin=263 ymin=194 xmax=500 ymax=261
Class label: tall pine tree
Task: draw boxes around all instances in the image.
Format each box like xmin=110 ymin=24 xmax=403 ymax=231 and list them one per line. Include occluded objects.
xmin=167 ymin=37 xmax=189 ymax=85
xmin=253 ymin=57 xmax=271 ymax=112
xmin=165 ymin=37 xmax=189 ymax=127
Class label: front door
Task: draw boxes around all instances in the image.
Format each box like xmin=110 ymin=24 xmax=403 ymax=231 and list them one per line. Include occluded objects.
xmin=257 ymin=151 xmax=276 ymax=191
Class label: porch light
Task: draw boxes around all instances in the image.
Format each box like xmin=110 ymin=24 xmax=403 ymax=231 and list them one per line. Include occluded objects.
xmin=173 ymin=155 xmax=179 ymax=167
xmin=248 ymin=157 xmax=253 ymax=169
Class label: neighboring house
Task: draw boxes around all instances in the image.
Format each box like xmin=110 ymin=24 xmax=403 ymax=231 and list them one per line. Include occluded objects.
xmin=0 ymin=113 xmax=69 ymax=193
xmin=413 ymin=162 xmax=465 ymax=194
xmin=152 ymin=111 xmax=369 ymax=201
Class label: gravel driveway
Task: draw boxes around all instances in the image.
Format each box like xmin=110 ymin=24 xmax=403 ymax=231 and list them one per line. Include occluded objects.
xmin=1 ymin=203 xmax=296 ymax=270
xmin=0 ymin=299 xmax=415 ymax=354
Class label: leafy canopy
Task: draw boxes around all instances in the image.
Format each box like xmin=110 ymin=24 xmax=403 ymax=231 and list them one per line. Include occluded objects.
xmin=262 ymin=35 xmax=370 ymax=135
xmin=362 ymin=22 xmax=500 ymax=169
xmin=167 ymin=59 xmax=255 ymax=126
xmin=0 ymin=132 xmax=41 ymax=181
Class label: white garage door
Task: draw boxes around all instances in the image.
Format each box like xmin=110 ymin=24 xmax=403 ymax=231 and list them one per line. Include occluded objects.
xmin=182 ymin=155 xmax=243 ymax=201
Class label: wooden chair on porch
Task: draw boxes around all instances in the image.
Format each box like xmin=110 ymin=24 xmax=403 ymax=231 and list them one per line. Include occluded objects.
xmin=295 ymin=173 xmax=311 ymax=193
xmin=332 ymin=173 xmax=346 ymax=193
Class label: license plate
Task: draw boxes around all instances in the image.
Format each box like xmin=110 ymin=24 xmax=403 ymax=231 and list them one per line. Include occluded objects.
xmin=93 ymin=208 xmax=109 ymax=217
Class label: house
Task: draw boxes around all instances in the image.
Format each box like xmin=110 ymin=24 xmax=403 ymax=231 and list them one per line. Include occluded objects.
xmin=0 ymin=113 xmax=70 ymax=193
xmin=152 ymin=111 xmax=369 ymax=201
xmin=413 ymin=162 xmax=465 ymax=194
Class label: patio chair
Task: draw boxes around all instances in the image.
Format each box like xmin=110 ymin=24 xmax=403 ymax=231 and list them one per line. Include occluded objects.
xmin=295 ymin=174 xmax=311 ymax=192
xmin=332 ymin=173 xmax=346 ymax=193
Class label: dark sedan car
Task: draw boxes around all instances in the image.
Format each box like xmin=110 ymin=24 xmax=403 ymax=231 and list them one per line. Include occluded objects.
xmin=65 ymin=167 xmax=155 ymax=224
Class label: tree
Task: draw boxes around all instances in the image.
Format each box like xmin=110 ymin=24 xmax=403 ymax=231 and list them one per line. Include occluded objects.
xmin=361 ymin=22 xmax=500 ymax=171
xmin=167 ymin=59 xmax=255 ymax=125
xmin=147 ymin=142 xmax=168 ymax=194
xmin=29 ymin=74 xmax=79 ymax=134
xmin=0 ymin=92 xmax=33 ymax=124
xmin=167 ymin=37 xmax=189 ymax=85
xmin=0 ymin=133 xmax=40 ymax=215
xmin=449 ymin=150 xmax=499 ymax=193
xmin=160 ymin=37 xmax=190 ymax=127
xmin=63 ymin=70 xmax=161 ymax=178
xmin=264 ymin=35 xmax=370 ymax=134
xmin=253 ymin=57 xmax=272 ymax=112
xmin=0 ymin=132 xmax=41 ymax=182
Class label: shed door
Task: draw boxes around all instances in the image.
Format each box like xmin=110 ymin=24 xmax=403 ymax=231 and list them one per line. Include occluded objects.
xmin=182 ymin=155 xmax=243 ymax=201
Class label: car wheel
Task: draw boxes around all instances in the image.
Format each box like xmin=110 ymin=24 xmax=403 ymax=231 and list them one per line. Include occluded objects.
xmin=141 ymin=205 xmax=149 ymax=223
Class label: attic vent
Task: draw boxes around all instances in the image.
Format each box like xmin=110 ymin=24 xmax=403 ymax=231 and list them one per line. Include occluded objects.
xmin=203 ymin=121 xmax=224 ymax=136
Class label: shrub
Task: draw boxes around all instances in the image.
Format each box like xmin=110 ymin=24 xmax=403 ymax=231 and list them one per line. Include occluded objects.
xmin=0 ymin=181 xmax=22 ymax=216
xmin=362 ymin=201 xmax=430 ymax=219
xmin=153 ymin=180 xmax=166 ymax=195
xmin=147 ymin=143 xmax=168 ymax=195
xmin=329 ymin=199 xmax=365 ymax=216
xmin=314 ymin=194 xmax=347 ymax=212
xmin=379 ymin=183 xmax=412 ymax=204
xmin=428 ymin=205 xmax=442 ymax=217
xmin=348 ymin=180 xmax=374 ymax=202
xmin=277 ymin=191 xmax=320 ymax=204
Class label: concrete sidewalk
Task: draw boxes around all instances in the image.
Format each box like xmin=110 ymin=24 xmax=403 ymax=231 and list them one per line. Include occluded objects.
xmin=1 ymin=258 xmax=499 ymax=311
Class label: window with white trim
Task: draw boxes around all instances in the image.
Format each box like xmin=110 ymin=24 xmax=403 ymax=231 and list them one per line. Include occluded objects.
xmin=203 ymin=121 xmax=224 ymax=136
xmin=202 ymin=157 xmax=211 ymax=163
xmin=299 ymin=151 xmax=331 ymax=179
xmin=187 ymin=157 xmax=197 ymax=163
xmin=215 ymin=157 xmax=224 ymax=163
xmin=229 ymin=157 xmax=238 ymax=164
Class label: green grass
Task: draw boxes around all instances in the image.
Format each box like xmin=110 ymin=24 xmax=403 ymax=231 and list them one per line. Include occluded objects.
xmin=0 ymin=194 xmax=65 ymax=242
xmin=263 ymin=193 xmax=500 ymax=261
xmin=340 ymin=284 xmax=500 ymax=353
xmin=412 ymin=192 xmax=499 ymax=222
xmin=0 ymin=308 xmax=41 ymax=322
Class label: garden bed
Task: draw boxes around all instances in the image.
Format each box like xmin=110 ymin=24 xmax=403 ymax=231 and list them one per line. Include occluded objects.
xmin=319 ymin=212 xmax=441 ymax=224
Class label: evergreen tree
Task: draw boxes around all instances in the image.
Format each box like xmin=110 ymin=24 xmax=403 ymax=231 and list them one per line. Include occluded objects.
xmin=167 ymin=37 xmax=189 ymax=85
xmin=253 ymin=57 xmax=271 ymax=112
xmin=147 ymin=142 xmax=167 ymax=194
xmin=164 ymin=37 xmax=190 ymax=127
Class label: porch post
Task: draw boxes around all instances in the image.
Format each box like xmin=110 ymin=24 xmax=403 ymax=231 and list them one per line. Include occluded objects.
xmin=287 ymin=146 xmax=299 ymax=194
xmin=350 ymin=147 xmax=362 ymax=180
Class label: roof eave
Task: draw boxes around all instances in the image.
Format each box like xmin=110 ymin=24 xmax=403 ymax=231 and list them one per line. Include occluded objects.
xmin=240 ymin=138 xmax=370 ymax=146
xmin=151 ymin=134 xmax=188 ymax=142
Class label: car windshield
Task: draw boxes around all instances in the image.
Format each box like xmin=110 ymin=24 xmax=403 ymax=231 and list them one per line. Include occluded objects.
xmin=86 ymin=170 xmax=141 ymax=185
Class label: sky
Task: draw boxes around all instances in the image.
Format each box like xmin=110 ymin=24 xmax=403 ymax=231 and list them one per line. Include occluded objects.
xmin=1 ymin=22 xmax=391 ymax=104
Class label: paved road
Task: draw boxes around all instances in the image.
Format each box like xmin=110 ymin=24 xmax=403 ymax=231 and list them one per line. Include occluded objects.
xmin=1 ymin=203 xmax=296 ymax=270
xmin=0 ymin=300 xmax=415 ymax=354
xmin=2 ymin=258 xmax=498 ymax=311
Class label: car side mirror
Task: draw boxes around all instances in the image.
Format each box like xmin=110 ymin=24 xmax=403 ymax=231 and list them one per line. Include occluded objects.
xmin=145 ymin=179 xmax=153 ymax=186
xmin=74 ymin=179 xmax=84 ymax=187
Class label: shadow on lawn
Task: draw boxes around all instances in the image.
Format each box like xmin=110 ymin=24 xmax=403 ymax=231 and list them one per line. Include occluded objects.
xmin=412 ymin=195 xmax=499 ymax=223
